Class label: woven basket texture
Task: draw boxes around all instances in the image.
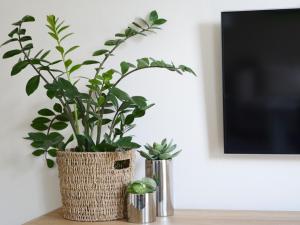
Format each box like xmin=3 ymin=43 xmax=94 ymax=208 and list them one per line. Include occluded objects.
xmin=56 ymin=150 xmax=135 ymax=221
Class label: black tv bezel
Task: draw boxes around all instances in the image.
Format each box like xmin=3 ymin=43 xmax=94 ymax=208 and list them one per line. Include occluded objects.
xmin=221 ymin=8 xmax=300 ymax=154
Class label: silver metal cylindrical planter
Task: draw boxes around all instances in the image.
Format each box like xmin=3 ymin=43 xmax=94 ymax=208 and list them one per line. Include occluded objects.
xmin=127 ymin=192 xmax=156 ymax=223
xmin=146 ymin=160 xmax=174 ymax=217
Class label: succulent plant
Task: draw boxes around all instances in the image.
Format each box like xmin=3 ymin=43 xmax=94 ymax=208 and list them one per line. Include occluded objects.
xmin=127 ymin=177 xmax=157 ymax=194
xmin=138 ymin=139 xmax=182 ymax=160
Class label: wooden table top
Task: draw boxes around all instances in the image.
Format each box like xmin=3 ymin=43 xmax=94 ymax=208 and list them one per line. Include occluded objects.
xmin=23 ymin=208 xmax=300 ymax=225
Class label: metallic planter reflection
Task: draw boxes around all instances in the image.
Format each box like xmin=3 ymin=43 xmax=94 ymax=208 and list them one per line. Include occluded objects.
xmin=127 ymin=192 xmax=156 ymax=223
xmin=146 ymin=160 xmax=174 ymax=217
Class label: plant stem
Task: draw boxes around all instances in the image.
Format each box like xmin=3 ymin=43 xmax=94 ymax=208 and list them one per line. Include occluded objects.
xmin=96 ymin=106 xmax=104 ymax=144
xmin=88 ymin=26 xmax=155 ymax=140
xmin=43 ymin=70 xmax=78 ymax=138
xmin=108 ymin=106 xmax=121 ymax=139
xmin=47 ymin=115 xmax=57 ymax=135
xmin=56 ymin=37 xmax=80 ymax=134
xmin=17 ymin=25 xmax=79 ymax=143
xmin=85 ymin=44 xmax=120 ymax=136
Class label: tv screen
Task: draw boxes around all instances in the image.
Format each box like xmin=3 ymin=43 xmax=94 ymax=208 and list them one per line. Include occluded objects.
xmin=222 ymin=8 xmax=300 ymax=154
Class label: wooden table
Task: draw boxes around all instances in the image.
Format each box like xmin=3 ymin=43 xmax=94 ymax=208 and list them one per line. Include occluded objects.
xmin=24 ymin=208 xmax=300 ymax=225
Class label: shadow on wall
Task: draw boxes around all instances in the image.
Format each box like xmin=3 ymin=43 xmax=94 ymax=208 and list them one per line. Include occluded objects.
xmin=199 ymin=23 xmax=300 ymax=161
xmin=199 ymin=23 xmax=223 ymax=159
xmin=40 ymin=166 xmax=61 ymax=211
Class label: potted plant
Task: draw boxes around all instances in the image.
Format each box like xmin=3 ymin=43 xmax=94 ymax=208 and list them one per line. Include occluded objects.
xmin=127 ymin=177 xmax=157 ymax=223
xmin=139 ymin=139 xmax=181 ymax=217
xmin=1 ymin=11 xmax=195 ymax=221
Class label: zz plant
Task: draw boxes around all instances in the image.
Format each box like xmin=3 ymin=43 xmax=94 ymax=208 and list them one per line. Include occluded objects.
xmin=1 ymin=11 xmax=195 ymax=168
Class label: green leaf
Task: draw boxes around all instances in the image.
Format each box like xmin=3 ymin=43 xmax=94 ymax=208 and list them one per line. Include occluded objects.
xmin=64 ymin=59 xmax=72 ymax=68
xmin=46 ymin=24 xmax=54 ymax=33
xmin=56 ymin=114 xmax=68 ymax=122
xmin=76 ymin=134 xmax=95 ymax=151
xmin=102 ymin=69 xmax=115 ymax=83
xmin=51 ymin=122 xmax=68 ymax=130
xmin=34 ymin=49 xmax=44 ymax=58
xmin=22 ymin=15 xmax=35 ymax=22
xmin=48 ymin=32 xmax=58 ymax=41
xmin=47 ymin=132 xmax=64 ymax=145
xmin=11 ymin=61 xmax=29 ymax=76
xmin=133 ymin=109 xmax=145 ymax=118
xmin=149 ymin=10 xmax=159 ymax=23
xmin=32 ymin=149 xmax=45 ymax=156
xmin=26 ymin=75 xmax=40 ymax=96
xmin=12 ymin=20 xmax=23 ymax=26
xmin=53 ymin=103 xmax=62 ymax=113
xmin=18 ymin=29 xmax=26 ymax=35
xmin=110 ymin=87 xmax=132 ymax=102
xmin=62 ymin=134 xmax=74 ymax=149
xmin=118 ymin=102 xmax=131 ymax=111
xmin=141 ymin=177 xmax=157 ymax=190
xmin=65 ymin=45 xmax=79 ymax=55
xmin=104 ymin=39 xmax=122 ymax=46
xmin=125 ymin=27 xmax=138 ymax=37
xmin=115 ymin=33 xmax=126 ymax=37
xmin=32 ymin=117 xmax=50 ymax=124
xmin=56 ymin=46 xmax=64 ymax=54
xmin=132 ymin=96 xmax=147 ymax=109
xmin=41 ymin=50 xmax=51 ymax=59
xmin=103 ymin=109 xmax=115 ymax=114
xmin=179 ymin=65 xmax=196 ymax=76
xmin=82 ymin=60 xmax=99 ymax=65
xmin=69 ymin=64 xmax=81 ymax=74
xmin=56 ymin=20 xmax=64 ymax=30
xmin=46 ymin=159 xmax=54 ymax=168
xmin=107 ymin=93 xmax=119 ymax=108
xmin=93 ymin=49 xmax=108 ymax=56
xmin=3 ymin=49 xmax=21 ymax=59
xmin=95 ymin=142 xmax=117 ymax=152
xmin=102 ymin=118 xmax=112 ymax=125
xmin=137 ymin=58 xmax=149 ymax=68
xmin=20 ymin=36 xmax=32 ymax=42
xmin=31 ymin=141 xmax=43 ymax=148
xmin=47 ymin=15 xmax=56 ymax=27
xmin=1 ymin=38 xmax=18 ymax=46
xmin=130 ymin=181 xmax=146 ymax=194
xmin=115 ymin=137 xmax=141 ymax=149
xmin=97 ymin=96 xmax=105 ymax=106
xmin=23 ymin=43 xmax=33 ymax=51
xmin=50 ymin=59 xmax=62 ymax=65
xmin=61 ymin=33 xmax=73 ymax=42
xmin=158 ymin=153 xmax=172 ymax=160
xmin=8 ymin=28 xmax=19 ymax=38
xmin=47 ymin=149 xmax=57 ymax=157
xmin=38 ymin=108 xmax=55 ymax=116
xmin=170 ymin=150 xmax=182 ymax=158
xmin=31 ymin=123 xmax=48 ymax=131
xmin=25 ymin=132 xmax=47 ymax=141
xmin=57 ymin=25 xmax=69 ymax=34
xmin=153 ymin=18 xmax=167 ymax=25
xmin=120 ymin=61 xmax=130 ymax=74
xmin=125 ymin=114 xmax=135 ymax=125
xmin=138 ymin=150 xmax=153 ymax=160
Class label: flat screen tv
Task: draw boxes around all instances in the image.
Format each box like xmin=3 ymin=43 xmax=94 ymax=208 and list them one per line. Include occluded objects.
xmin=222 ymin=8 xmax=300 ymax=154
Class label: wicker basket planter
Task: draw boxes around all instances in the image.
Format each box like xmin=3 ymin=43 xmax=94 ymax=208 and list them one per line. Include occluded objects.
xmin=56 ymin=150 xmax=135 ymax=222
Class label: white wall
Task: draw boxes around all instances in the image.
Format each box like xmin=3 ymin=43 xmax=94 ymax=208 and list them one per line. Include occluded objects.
xmin=1 ymin=0 xmax=300 ymax=224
